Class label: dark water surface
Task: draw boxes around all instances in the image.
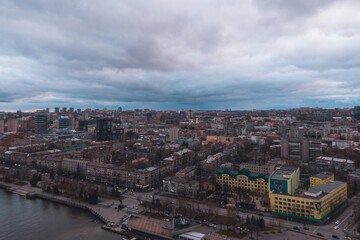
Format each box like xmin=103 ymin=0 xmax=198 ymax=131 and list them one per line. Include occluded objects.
xmin=0 ymin=189 xmax=121 ymax=240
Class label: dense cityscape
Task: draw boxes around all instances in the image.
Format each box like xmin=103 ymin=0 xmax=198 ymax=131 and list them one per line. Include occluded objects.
xmin=2 ymin=0 xmax=360 ymax=239
xmin=0 ymin=106 xmax=360 ymax=240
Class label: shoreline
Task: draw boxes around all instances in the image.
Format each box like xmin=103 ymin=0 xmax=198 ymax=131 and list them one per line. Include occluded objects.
xmin=0 ymin=182 xmax=132 ymax=239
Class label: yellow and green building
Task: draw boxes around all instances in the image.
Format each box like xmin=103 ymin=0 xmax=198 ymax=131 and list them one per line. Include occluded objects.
xmin=269 ymin=167 xmax=300 ymax=195
xmin=310 ymin=172 xmax=334 ymax=188
xmin=216 ymin=168 xmax=269 ymax=196
xmin=269 ymin=167 xmax=347 ymax=221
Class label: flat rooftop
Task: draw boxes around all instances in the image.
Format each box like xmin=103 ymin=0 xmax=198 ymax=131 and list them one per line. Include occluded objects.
xmin=312 ymin=172 xmax=332 ymax=180
xmin=127 ymin=216 xmax=172 ymax=239
xmin=270 ymin=167 xmax=297 ymax=181
xmin=316 ymin=156 xmax=354 ymax=164
xmin=305 ymin=181 xmax=345 ymax=196
xmin=273 ymin=181 xmax=346 ymax=200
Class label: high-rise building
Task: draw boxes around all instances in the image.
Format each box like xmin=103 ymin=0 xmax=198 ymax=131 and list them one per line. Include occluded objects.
xmin=95 ymin=118 xmax=113 ymax=141
xmin=61 ymin=107 xmax=67 ymax=113
xmin=69 ymin=107 xmax=74 ymax=113
xmin=58 ymin=116 xmax=70 ymax=129
xmin=82 ymin=111 xmax=89 ymax=120
xmin=55 ymin=107 xmax=60 ymax=113
xmin=8 ymin=118 xmax=18 ymax=132
xmin=169 ymin=127 xmax=179 ymax=142
xmin=0 ymin=119 xmax=4 ymax=134
xmin=35 ymin=113 xmax=48 ymax=135
xmin=354 ymin=106 xmax=360 ymax=120
xmin=281 ymin=137 xmax=322 ymax=162
xmin=78 ymin=120 xmax=88 ymax=131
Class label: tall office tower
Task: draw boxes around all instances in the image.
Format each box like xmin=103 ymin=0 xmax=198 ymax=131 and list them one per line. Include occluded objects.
xmin=69 ymin=107 xmax=74 ymax=113
xmin=78 ymin=120 xmax=88 ymax=131
xmin=77 ymin=108 xmax=81 ymax=114
xmin=61 ymin=107 xmax=67 ymax=113
xmin=82 ymin=111 xmax=89 ymax=120
xmin=118 ymin=107 xmax=122 ymax=112
xmin=187 ymin=110 xmax=193 ymax=119
xmin=46 ymin=108 xmax=50 ymax=113
xmin=8 ymin=118 xmax=18 ymax=132
xmin=58 ymin=116 xmax=70 ymax=129
xmin=0 ymin=119 xmax=4 ymax=134
xmin=95 ymin=118 xmax=113 ymax=141
xmin=354 ymin=106 xmax=360 ymax=120
xmin=55 ymin=107 xmax=60 ymax=113
xmin=35 ymin=113 xmax=48 ymax=135
xmin=169 ymin=127 xmax=179 ymax=141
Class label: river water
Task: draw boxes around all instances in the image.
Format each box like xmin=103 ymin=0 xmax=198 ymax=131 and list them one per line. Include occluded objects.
xmin=0 ymin=189 xmax=121 ymax=240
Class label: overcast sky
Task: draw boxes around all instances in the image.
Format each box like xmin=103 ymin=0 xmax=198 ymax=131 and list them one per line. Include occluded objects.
xmin=1 ymin=0 xmax=360 ymax=111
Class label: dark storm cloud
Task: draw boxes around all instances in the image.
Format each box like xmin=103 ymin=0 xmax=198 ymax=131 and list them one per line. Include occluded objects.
xmin=0 ymin=0 xmax=360 ymax=111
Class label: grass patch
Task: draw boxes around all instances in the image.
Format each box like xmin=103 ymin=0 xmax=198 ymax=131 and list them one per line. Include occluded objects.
xmin=217 ymin=230 xmax=246 ymax=239
xmin=14 ymin=181 xmax=27 ymax=186
xmin=142 ymin=211 xmax=173 ymax=221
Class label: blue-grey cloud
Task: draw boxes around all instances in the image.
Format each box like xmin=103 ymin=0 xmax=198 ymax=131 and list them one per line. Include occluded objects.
xmin=0 ymin=0 xmax=360 ymax=111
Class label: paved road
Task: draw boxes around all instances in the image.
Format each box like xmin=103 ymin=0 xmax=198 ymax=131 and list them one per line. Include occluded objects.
xmin=119 ymin=188 xmax=360 ymax=239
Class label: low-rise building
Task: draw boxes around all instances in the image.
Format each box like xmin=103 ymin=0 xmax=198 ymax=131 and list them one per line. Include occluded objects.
xmin=315 ymin=156 xmax=355 ymax=170
xmin=163 ymin=149 xmax=194 ymax=173
xmin=175 ymin=166 xmax=196 ymax=178
xmin=86 ymin=162 xmax=115 ymax=183
xmin=216 ymin=168 xmax=269 ymax=196
xmin=163 ymin=177 xmax=199 ymax=198
xmin=200 ymin=153 xmax=225 ymax=176
xmin=62 ymin=158 xmax=88 ymax=175
xmin=310 ymin=172 xmax=334 ymax=188
xmin=269 ymin=181 xmax=347 ymax=221
xmin=269 ymin=167 xmax=300 ymax=195
xmin=239 ymin=163 xmax=275 ymax=175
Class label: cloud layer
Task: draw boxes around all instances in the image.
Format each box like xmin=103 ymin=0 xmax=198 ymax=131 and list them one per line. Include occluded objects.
xmin=0 ymin=0 xmax=360 ymax=111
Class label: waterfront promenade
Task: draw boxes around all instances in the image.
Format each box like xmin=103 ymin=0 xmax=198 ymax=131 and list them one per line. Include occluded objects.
xmin=0 ymin=182 xmax=128 ymax=225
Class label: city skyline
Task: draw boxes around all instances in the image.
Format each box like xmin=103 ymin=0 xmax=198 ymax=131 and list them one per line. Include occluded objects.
xmin=1 ymin=0 xmax=360 ymax=111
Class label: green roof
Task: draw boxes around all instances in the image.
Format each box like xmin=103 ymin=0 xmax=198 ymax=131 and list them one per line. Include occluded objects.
xmin=63 ymin=145 xmax=88 ymax=151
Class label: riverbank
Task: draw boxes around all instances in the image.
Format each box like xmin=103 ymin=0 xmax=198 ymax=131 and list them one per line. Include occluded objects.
xmin=0 ymin=181 xmax=130 ymax=238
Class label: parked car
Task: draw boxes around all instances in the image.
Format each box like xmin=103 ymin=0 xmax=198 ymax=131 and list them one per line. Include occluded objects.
xmin=334 ymin=225 xmax=339 ymax=230
xmin=335 ymin=220 xmax=339 ymax=225
xmin=240 ymin=210 xmax=246 ymax=213
xmin=293 ymin=226 xmax=300 ymax=231
xmin=209 ymin=223 xmax=217 ymax=228
xmin=317 ymin=233 xmax=324 ymax=237
xmin=332 ymin=235 xmax=339 ymax=239
xmin=303 ymin=226 xmax=309 ymax=230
